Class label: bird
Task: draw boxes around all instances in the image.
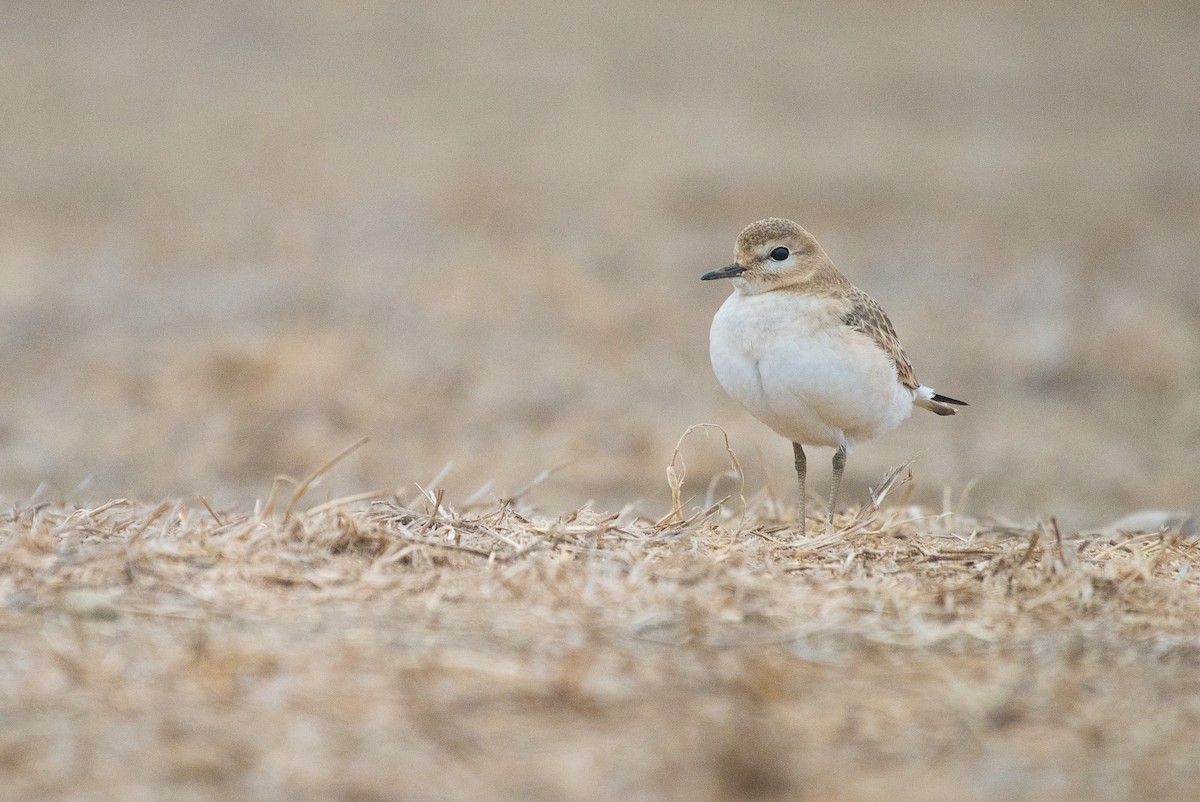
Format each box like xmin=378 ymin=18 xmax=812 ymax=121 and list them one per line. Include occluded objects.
xmin=702 ymin=218 xmax=966 ymax=535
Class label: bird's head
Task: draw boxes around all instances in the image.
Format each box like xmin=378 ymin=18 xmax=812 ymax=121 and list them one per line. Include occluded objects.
xmin=702 ymin=218 xmax=831 ymax=294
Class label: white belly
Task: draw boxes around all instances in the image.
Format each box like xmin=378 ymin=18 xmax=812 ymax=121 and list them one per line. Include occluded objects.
xmin=708 ymin=290 xmax=914 ymax=448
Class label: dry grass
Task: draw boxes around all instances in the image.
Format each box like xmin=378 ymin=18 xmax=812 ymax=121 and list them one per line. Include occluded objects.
xmin=3 ymin=455 xmax=1199 ymax=800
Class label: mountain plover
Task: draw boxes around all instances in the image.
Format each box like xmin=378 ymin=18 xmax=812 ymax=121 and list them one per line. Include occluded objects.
xmin=703 ymin=218 xmax=966 ymax=534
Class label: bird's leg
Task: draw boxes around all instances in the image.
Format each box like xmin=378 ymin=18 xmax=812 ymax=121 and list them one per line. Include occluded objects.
xmin=792 ymin=441 xmax=807 ymax=534
xmin=824 ymin=443 xmax=847 ymax=536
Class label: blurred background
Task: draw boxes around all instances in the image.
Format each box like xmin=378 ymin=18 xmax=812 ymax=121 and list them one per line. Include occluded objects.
xmin=1 ymin=1 xmax=1197 ymax=528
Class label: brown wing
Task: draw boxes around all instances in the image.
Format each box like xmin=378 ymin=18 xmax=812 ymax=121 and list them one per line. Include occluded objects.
xmin=841 ymin=286 xmax=918 ymax=390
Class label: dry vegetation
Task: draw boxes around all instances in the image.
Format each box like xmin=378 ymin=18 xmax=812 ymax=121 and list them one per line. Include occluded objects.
xmin=2 ymin=1 xmax=1198 ymax=525
xmin=2 ymin=472 xmax=1199 ymax=801
xmin=3 ymin=1 xmax=1200 ymax=799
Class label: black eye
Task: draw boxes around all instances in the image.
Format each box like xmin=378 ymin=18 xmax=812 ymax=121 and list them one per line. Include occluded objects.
xmin=769 ymin=246 xmax=790 ymax=261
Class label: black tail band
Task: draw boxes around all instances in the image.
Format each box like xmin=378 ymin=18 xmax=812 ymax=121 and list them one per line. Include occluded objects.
xmin=931 ymin=393 xmax=968 ymax=406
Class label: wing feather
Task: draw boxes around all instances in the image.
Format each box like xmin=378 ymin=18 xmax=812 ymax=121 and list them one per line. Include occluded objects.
xmin=841 ymin=286 xmax=918 ymax=391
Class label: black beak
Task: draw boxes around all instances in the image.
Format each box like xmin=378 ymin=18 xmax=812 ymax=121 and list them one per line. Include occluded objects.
xmin=701 ymin=263 xmax=746 ymax=281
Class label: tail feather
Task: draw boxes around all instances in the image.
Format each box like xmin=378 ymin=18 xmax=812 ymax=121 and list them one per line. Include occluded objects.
xmin=931 ymin=393 xmax=968 ymax=406
xmin=914 ymin=390 xmax=968 ymax=416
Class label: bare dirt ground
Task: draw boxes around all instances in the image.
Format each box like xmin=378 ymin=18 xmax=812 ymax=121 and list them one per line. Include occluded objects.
xmin=2 ymin=1 xmax=1199 ymax=799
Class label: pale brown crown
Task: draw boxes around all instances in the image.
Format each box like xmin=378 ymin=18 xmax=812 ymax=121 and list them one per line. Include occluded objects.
xmin=735 ymin=218 xmax=821 ymax=264
xmin=733 ymin=218 xmax=848 ymax=297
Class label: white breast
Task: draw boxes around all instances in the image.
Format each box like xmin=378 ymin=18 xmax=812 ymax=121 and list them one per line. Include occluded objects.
xmin=708 ymin=289 xmax=915 ymax=448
